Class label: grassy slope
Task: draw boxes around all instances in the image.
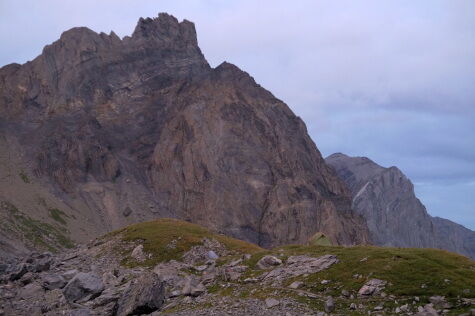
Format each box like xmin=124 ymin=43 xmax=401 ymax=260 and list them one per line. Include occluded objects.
xmin=109 ymin=218 xmax=262 ymax=267
xmin=108 ymin=219 xmax=475 ymax=301
xmin=274 ymin=244 xmax=475 ymax=298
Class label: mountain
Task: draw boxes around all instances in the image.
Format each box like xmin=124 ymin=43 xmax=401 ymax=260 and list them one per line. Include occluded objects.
xmin=0 ymin=13 xmax=369 ymax=256
xmin=325 ymin=153 xmax=475 ymax=259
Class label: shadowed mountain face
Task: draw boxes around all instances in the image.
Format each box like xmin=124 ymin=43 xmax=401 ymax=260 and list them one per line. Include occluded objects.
xmin=0 ymin=13 xmax=369 ymax=254
xmin=326 ymin=153 xmax=475 ymax=259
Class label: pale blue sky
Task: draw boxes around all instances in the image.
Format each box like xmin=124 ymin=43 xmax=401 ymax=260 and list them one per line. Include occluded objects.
xmin=1 ymin=0 xmax=474 ymax=229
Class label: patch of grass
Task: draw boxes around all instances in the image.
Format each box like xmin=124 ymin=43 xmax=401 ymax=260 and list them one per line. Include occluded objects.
xmin=12 ymin=212 xmax=74 ymax=250
xmin=218 ymin=285 xmax=235 ymax=296
xmin=275 ymin=244 xmax=475 ymax=299
xmin=1 ymin=201 xmax=74 ymax=252
xmin=109 ymin=218 xmax=263 ymax=267
xmin=19 ymin=171 xmax=30 ymax=183
xmin=207 ymin=283 xmax=222 ymax=294
xmin=49 ymin=208 xmax=68 ymax=225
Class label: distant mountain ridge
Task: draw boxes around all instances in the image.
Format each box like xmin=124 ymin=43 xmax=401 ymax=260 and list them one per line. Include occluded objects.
xmin=326 ymin=153 xmax=475 ymax=259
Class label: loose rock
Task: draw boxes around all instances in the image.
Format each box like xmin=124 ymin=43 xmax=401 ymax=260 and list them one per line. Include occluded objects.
xmin=325 ymin=296 xmax=335 ymax=313
xmin=358 ymin=279 xmax=387 ymax=296
xmin=257 ymin=255 xmax=282 ymax=269
xmin=116 ymin=272 xmax=165 ymax=316
xmin=63 ymin=272 xmax=104 ymax=303
xmin=131 ymin=244 xmax=146 ymax=262
xmin=42 ymin=274 xmax=67 ymax=290
xmin=265 ymin=298 xmax=280 ymax=308
xmin=8 ymin=263 xmax=28 ymax=281
xmin=289 ymin=281 xmax=303 ymax=289
xmin=18 ymin=282 xmax=44 ymax=299
xmin=263 ymin=255 xmax=338 ymax=282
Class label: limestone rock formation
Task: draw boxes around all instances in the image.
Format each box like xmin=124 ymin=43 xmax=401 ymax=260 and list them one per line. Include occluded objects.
xmin=326 ymin=153 xmax=475 ymax=259
xmin=0 ymin=13 xmax=368 ymax=254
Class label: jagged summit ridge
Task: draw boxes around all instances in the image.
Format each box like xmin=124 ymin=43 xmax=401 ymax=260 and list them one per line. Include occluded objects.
xmin=45 ymin=13 xmax=200 ymax=57
xmin=131 ymin=13 xmax=198 ymax=45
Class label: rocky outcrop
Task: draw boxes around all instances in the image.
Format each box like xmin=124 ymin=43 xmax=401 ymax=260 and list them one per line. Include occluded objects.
xmin=325 ymin=153 xmax=475 ymax=259
xmin=63 ymin=272 xmax=104 ymax=303
xmin=0 ymin=220 xmax=473 ymax=316
xmin=0 ymin=13 xmax=369 ymax=252
xmin=116 ymin=273 xmax=165 ymax=316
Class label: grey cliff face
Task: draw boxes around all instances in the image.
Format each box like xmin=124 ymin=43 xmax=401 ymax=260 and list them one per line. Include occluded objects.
xmin=0 ymin=13 xmax=369 ymax=254
xmin=325 ymin=153 xmax=475 ymax=259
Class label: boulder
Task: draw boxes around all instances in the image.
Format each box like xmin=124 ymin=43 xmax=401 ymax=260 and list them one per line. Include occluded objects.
xmin=325 ymin=296 xmax=335 ymax=313
xmin=224 ymin=266 xmax=244 ymax=281
xmin=399 ymin=304 xmax=409 ymax=312
xmin=116 ymin=272 xmax=165 ymax=316
xmin=228 ymin=258 xmax=242 ymax=267
xmin=256 ymin=255 xmax=282 ymax=269
xmin=102 ymin=271 xmax=118 ymax=287
xmin=153 ymin=261 xmax=187 ymax=287
xmin=90 ymin=287 xmax=122 ymax=308
xmin=62 ymin=269 xmax=79 ymax=281
xmin=31 ymin=255 xmax=53 ymax=272
xmin=207 ymin=251 xmax=219 ymax=260
xmin=19 ymin=272 xmax=34 ymax=285
xmin=18 ymin=282 xmax=44 ymax=300
xmin=63 ymin=272 xmax=104 ymax=303
xmin=190 ymin=283 xmax=206 ymax=297
xmin=181 ymin=275 xmax=194 ymax=296
xmin=8 ymin=263 xmax=28 ymax=281
xmin=414 ymin=304 xmax=439 ymax=316
xmin=131 ymin=245 xmax=146 ymax=262
xmin=42 ymin=274 xmax=67 ymax=290
xmin=182 ymin=239 xmax=225 ymax=264
xmin=263 ymin=254 xmax=338 ymax=282
xmin=169 ymin=290 xmax=181 ymax=298
xmin=286 ymin=255 xmax=338 ymax=272
xmin=288 ymin=281 xmax=303 ymax=289
xmin=265 ymin=298 xmax=280 ymax=308
xmin=429 ymin=296 xmax=452 ymax=309
xmin=358 ymin=279 xmax=387 ymax=296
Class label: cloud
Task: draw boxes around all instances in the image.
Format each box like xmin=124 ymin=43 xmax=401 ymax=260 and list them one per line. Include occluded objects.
xmin=0 ymin=0 xmax=474 ymax=228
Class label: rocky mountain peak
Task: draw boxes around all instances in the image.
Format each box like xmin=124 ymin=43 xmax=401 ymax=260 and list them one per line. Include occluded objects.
xmin=131 ymin=13 xmax=198 ymax=46
xmin=0 ymin=13 xmax=369 ymax=255
xmin=57 ymin=26 xmax=99 ymax=42
xmin=326 ymin=153 xmax=475 ymax=259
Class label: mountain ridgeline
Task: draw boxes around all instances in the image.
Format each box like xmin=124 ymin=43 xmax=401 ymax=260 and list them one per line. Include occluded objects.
xmin=325 ymin=153 xmax=475 ymax=259
xmin=0 ymin=13 xmax=369 ymax=256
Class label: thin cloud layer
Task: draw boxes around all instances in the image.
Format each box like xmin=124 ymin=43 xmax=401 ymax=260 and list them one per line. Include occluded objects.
xmin=1 ymin=0 xmax=474 ymax=228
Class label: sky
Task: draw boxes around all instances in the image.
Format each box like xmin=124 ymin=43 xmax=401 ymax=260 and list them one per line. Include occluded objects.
xmin=1 ymin=0 xmax=474 ymax=229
